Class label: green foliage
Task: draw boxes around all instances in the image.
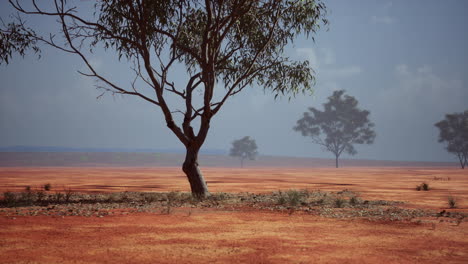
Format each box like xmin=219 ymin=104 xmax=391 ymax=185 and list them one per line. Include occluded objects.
xmin=294 ymin=90 xmax=376 ymax=168
xmin=1 ymin=0 xmax=328 ymax=196
xmin=435 ymin=110 xmax=468 ymax=169
xmin=230 ymin=136 xmax=258 ymax=167
xmin=0 ymin=20 xmax=41 ymax=64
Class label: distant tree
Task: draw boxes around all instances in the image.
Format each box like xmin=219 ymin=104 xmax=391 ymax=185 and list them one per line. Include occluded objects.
xmin=230 ymin=136 xmax=258 ymax=168
xmin=435 ymin=111 xmax=468 ymax=169
xmin=294 ymin=90 xmax=376 ymax=168
xmin=0 ymin=0 xmax=327 ymax=197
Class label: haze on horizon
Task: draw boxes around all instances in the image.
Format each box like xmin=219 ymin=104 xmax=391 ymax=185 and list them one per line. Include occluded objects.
xmin=1 ymin=1 xmax=467 ymax=163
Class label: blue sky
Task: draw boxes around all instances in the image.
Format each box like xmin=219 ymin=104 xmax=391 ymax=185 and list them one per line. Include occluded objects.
xmin=1 ymin=1 xmax=467 ymax=162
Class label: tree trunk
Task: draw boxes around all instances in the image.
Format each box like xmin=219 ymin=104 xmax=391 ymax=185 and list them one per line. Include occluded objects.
xmin=335 ymin=155 xmax=339 ymax=168
xmin=182 ymin=147 xmax=209 ymax=198
xmin=241 ymin=157 xmax=244 ymax=168
xmin=457 ymin=153 xmax=465 ymax=169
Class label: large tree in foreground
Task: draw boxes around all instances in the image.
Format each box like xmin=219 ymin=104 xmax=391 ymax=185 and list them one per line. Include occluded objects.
xmin=435 ymin=111 xmax=468 ymax=169
xmin=294 ymin=90 xmax=376 ymax=168
xmin=0 ymin=0 xmax=327 ymax=197
xmin=229 ymin=136 xmax=258 ymax=168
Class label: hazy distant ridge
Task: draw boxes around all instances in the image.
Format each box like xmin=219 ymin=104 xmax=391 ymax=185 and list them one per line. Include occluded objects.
xmin=0 ymin=146 xmax=226 ymax=155
xmin=0 ymin=152 xmax=457 ymax=168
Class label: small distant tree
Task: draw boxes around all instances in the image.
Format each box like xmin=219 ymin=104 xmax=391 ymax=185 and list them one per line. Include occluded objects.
xmin=230 ymin=136 xmax=258 ymax=168
xmin=435 ymin=111 xmax=468 ymax=169
xmin=294 ymin=90 xmax=376 ymax=168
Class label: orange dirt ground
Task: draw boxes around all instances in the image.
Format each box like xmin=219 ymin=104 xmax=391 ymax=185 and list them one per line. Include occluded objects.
xmin=1 ymin=167 xmax=467 ymax=263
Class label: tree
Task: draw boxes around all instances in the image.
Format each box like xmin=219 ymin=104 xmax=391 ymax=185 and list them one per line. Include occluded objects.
xmin=0 ymin=0 xmax=327 ymax=197
xmin=435 ymin=111 xmax=468 ymax=169
xmin=294 ymin=90 xmax=376 ymax=168
xmin=229 ymin=136 xmax=258 ymax=167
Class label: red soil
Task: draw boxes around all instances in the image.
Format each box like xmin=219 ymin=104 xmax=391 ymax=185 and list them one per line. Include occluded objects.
xmin=1 ymin=167 xmax=467 ymax=263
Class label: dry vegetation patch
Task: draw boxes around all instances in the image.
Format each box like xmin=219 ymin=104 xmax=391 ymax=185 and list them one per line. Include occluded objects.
xmin=1 ymin=189 xmax=466 ymax=224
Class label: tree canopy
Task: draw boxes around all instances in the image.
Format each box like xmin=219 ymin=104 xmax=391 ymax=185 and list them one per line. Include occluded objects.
xmin=0 ymin=0 xmax=327 ymax=196
xmin=435 ymin=111 xmax=468 ymax=169
xmin=229 ymin=136 xmax=258 ymax=167
xmin=294 ymin=90 xmax=376 ymax=168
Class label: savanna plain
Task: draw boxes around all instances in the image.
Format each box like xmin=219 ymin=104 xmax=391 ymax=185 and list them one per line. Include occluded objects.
xmin=1 ymin=166 xmax=467 ymax=263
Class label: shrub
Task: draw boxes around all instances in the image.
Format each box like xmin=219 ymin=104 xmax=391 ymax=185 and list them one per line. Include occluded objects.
xmin=44 ymin=183 xmax=52 ymax=191
xmin=64 ymin=189 xmax=74 ymax=203
xmin=142 ymin=193 xmax=160 ymax=203
xmin=3 ymin=191 xmax=17 ymax=206
xmin=416 ymin=183 xmax=429 ymax=191
xmin=166 ymin=191 xmax=179 ymax=201
xmin=334 ymin=197 xmax=346 ymax=208
xmin=25 ymin=186 xmax=31 ymax=192
xmin=421 ymin=182 xmax=429 ymax=191
xmin=20 ymin=191 xmax=34 ymax=205
xmin=349 ymin=196 xmax=359 ymax=206
xmin=54 ymin=192 xmax=64 ymax=203
xmin=276 ymin=190 xmax=305 ymax=206
xmin=36 ymin=190 xmax=45 ymax=202
xmin=277 ymin=192 xmax=286 ymax=205
xmin=448 ymin=196 xmax=457 ymax=208
xmin=285 ymin=190 xmax=304 ymax=206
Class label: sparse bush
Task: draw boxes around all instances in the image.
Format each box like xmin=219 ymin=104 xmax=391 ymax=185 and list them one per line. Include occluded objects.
xmin=44 ymin=183 xmax=51 ymax=191
xmin=421 ymin=182 xmax=429 ymax=191
xmin=349 ymin=196 xmax=359 ymax=206
xmin=64 ymin=189 xmax=74 ymax=203
xmin=448 ymin=196 xmax=457 ymax=208
xmin=54 ymin=192 xmax=64 ymax=203
xmin=142 ymin=193 xmax=161 ymax=203
xmin=36 ymin=190 xmax=45 ymax=202
xmin=276 ymin=190 xmax=305 ymax=206
xmin=25 ymin=186 xmax=31 ymax=192
xmin=316 ymin=198 xmax=325 ymax=205
xmin=20 ymin=191 xmax=34 ymax=205
xmin=3 ymin=191 xmax=17 ymax=206
xmin=416 ymin=183 xmax=429 ymax=191
xmin=277 ymin=192 xmax=286 ymax=205
xmin=286 ymin=190 xmax=303 ymax=206
xmin=106 ymin=193 xmax=118 ymax=203
xmin=334 ymin=197 xmax=346 ymax=208
xmin=166 ymin=191 xmax=180 ymax=204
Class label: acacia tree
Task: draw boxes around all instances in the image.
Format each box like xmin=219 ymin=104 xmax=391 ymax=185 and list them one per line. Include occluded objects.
xmin=435 ymin=111 xmax=468 ymax=169
xmin=229 ymin=136 xmax=258 ymax=167
xmin=294 ymin=90 xmax=376 ymax=168
xmin=0 ymin=0 xmax=327 ymax=197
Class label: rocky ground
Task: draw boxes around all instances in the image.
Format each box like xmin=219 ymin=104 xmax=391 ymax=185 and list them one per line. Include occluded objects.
xmin=1 ymin=189 xmax=466 ymax=225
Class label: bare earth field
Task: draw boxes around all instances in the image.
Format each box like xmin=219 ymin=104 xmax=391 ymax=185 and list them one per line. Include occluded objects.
xmin=1 ymin=167 xmax=467 ymax=263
